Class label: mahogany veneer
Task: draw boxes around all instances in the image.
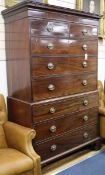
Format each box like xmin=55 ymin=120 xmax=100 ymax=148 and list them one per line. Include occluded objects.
xmin=2 ymin=0 xmax=100 ymax=166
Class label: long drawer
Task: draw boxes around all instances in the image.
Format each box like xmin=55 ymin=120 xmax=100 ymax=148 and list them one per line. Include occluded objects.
xmin=31 ymin=38 xmax=97 ymax=55
xmin=32 ymin=91 xmax=98 ymax=122
xmin=30 ymin=19 xmax=97 ymax=38
xmin=31 ymin=56 xmax=97 ymax=77
xmin=32 ymin=73 xmax=97 ymax=101
xmin=34 ymin=108 xmax=98 ymax=142
xmin=33 ymin=123 xmax=98 ymax=161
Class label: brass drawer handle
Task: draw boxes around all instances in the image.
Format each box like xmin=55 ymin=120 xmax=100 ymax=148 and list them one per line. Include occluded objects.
xmin=47 ymin=62 xmax=54 ymax=70
xmin=82 ymin=44 xmax=88 ymax=51
xmin=47 ymin=24 xmax=53 ymax=32
xmin=50 ymin=144 xmax=57 ymax=152
xmin=82 ymin=61 xmax=88 ymax=68
xmin=82 ymin=80 xmax=88 ymax=86
xmin=83 ymin=100 xmax=88 ymax=106
xmin=83 ymin=115 xmax=88 ymax=121
xmin=48 ymin=84 xmax=55 ymax=91
xmin=47 ymin=43 xmax=54 ymax=50
xmin=83 ymin=132 xmax=89 ymax=139
xmin=82 ymin=29 xmax=88 ymax=36
xmin=50 ymin=107 xmax=56 ymax=114
xmin=50 ymin=125 xmax=56 ymax=133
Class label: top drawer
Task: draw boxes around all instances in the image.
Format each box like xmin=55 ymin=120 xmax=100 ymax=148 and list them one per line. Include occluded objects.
xmin=30 ymin=19 xmax=69 ymax=38
xmin=70 ymin=23 xmax=97 ymax=38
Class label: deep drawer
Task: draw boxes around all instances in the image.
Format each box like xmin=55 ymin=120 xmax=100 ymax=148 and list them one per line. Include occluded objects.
xmin=31 ymin=38 xmax=97 ymax=55
xmin=32 ymin=91 xmax=98 ymax=122
xmin=34 ymin=108 xmax=98 ymax=142
xmin=31 ymin=56 xmax=97 ymax=77
xmin=33 ymin=123 xmax=98 ymax=161
xmin=30 ymin=19 xmax=69 ymax=38
xmin=32 ymin=73 xmax=97 ymax=101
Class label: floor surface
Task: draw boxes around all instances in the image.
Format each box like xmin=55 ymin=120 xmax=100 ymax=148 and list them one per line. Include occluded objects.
xmin=42 ymin=145 xmax=105 ymax=175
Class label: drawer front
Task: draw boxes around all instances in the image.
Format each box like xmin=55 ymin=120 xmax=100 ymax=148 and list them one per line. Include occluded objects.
xmin=34 ymin=108 xmax=98 ymax=142
xmin=70 ymin=24 xmax=98 ymax=38
xmin=31 ymin=38 xmax=97 ymax=55
xmin=31 ymin=19 xmax=69 ymax=38
xmin=32 ymin=56 xmax=97 ymax=77
xmin=32 ymin=92 xmax=98 ymax=122
xmin=33 ymin=124 xmax=98 ymax=161
xmin=32 ymin=73 xmax=97 ymax=101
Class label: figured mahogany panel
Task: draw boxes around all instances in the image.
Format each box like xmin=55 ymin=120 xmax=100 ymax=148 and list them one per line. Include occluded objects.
xmin=32 ymin=91 xmax=98 ymax=122
xmin=29 ymin=10 xmax=98 ymax=26
xmin=5 ymin=18 xmax=32 ymax=101
xmin=33 ymin=123 xmax=98 ymax=161
xmin=31 ymin=56 xmax=97 ymax=77
xmin=31 ymin=38 xmax=97 ymax=55
xmin=32 ymin=73 xmax=97 ymax=101
xmin=47 ymin=11 xmax=99 ymax=26
xmin=29 ymin=9 xmax=47 ymax=19
xmin=30 ymin=19 xmax=69 ymax=38
xmin=34 ymin=108 xmax=98 ymax=142
xmin=7 ymin=97 xmax=32 ymax=128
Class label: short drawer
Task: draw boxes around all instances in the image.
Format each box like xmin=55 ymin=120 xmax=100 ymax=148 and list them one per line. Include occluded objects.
xmin=30 ymin=19 xmax=69 ymax=38
xmin=32 ymin=73 xmax=97 ymax=101
xmin=31 ymin=56 xmax=97 ymax=77
xmin=70 ymin=23 xmax=97 ymax=38
xmin=31 ymin=38 xmax=97 ymax=55
xmin=34 ymin=108 xmax=98 ymax=142
xmin=32 ymin=91 xmax=98 ymax=122
xmin=33 ymin=124 xmax=98 ymax=161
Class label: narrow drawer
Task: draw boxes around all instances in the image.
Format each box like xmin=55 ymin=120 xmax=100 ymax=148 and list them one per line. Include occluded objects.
xmin=32 ymin=73 xmax=97 ymax=101
xmin=34 ymin=108 xmax=98 ymax=142
xmin=33 ymin=124 xmax=98 ymax=161
xmin=31 ymin=38 xmax=97 ymax=55
xmin=70 ymin=23 xmax=97 ymax=38
xmin=30 ymin=19 xmax=69 ymax=38
xmin=31 ymin=56 xmax=97 ymax=77
xmin=32 ymin=91 xmax=98 ymax=122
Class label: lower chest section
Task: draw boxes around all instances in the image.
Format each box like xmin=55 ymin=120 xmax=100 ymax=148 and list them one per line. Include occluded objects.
xmin=32 ymin=92 xmax=99 ymax=164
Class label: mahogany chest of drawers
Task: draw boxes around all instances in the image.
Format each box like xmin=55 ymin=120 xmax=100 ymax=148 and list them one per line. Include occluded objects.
xmin=2 ymin=0 xmax=101 ymax=166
